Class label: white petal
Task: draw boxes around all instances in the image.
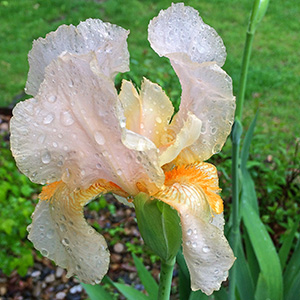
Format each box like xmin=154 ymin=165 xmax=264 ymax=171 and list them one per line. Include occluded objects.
xmin=169 ymin=57 xmax=235 ymax=162
xmin=28 ymin=184 xmax=109 ymax=284
xmin=181 ymin=208 xmax=235 ymax=294
xmin=148 ymin=3 xmax=226 ymax=67
xmin=26 ymin=19 xmax=129 ymax=96
xmin=10 ymin=52 xmax=164 ymax=194
xmin=148 ymin=3 xmax=235 ymax=162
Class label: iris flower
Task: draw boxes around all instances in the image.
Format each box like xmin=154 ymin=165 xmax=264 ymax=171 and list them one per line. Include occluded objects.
xmin=10 ymin=3 xmax=235 ymax=295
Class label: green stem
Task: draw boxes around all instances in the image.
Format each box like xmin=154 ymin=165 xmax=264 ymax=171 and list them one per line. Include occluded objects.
xmin=158 ymin=258 xmax=175 ymax=300
xmin=235 ymin=32 xmax=254 ymax=121
xmin=228 ymin=128 xmax=241 ymax=300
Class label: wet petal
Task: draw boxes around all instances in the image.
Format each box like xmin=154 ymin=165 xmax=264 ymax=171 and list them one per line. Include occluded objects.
xmin=119 ymin=78 xmax=174 ymax=147
xmin=148 ymin=3 xmax=235 ymax=162
xmin=158 ymin=112 xmax=201 ymax=166
xmin=148 ymin=3 xmax=226 ymax=67
xmin=153 ymin=162 xmax=234 ymax=294
xmin=26 ymin=19 xmax=129 ymax=96
xmin=10 ymin=52 xmax=164 ymax=194
xmin=28 ymin=180 xmax=125 ymax=284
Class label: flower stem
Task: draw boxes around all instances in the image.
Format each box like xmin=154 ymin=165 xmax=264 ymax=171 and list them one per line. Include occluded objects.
xmin=158 ymin=258 xmax=175 ymax=300
xmin=235 ymin=32 xmax=254 ymax=121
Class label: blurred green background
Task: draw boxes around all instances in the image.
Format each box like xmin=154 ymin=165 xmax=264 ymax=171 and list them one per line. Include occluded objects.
xmin=0 ymin=0 xmax=299 ymax=280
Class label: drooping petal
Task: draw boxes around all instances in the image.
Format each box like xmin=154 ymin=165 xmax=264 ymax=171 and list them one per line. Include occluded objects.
xmin=10 ymin=51 xmax=164 ymax=195
xmin=119 ymin=78 xmax=174 ymax=148
xmin=26 ymin=19 xmax=129 ymax=96
xmin=28 ymin=180 xmax=126 ymax=284
xmin=153 ymin=162 xmax=235 ymax=294
xmin=148 ymin=3 xmax=235 ymax=162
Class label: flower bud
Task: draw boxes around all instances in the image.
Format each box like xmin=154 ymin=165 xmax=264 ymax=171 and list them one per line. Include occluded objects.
xmin=134 ymin=192 xmax=182 ymax=264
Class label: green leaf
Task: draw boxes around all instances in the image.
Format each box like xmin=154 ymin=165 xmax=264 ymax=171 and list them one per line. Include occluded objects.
xmin=254 ymin=273 xmax=269 ymax=300
xmin=283 ymin=236 xmax=300 ymax=295
xmin=113 ymin=282 xmax=149 ymax=300
xmin=240 ymin=112 xmax=259 ymax=213
xmin=284 ymin=269 xmax=300 ymax=300
xmin=132 ymin=253 xmax=158 ymax=300
xmin=81 ymin=283 xmax=114 ymax=300
xmin=242 ymin=201 xmax=283 ymax=300
xmin=189 ymin=290 xmax=208 ymax=300
xmin=278 ymin=215 xmax=300 ymax=270
xmin=176 ymin=250 xmax=191 ymax=300
xmin=236 ymin=233 xmax=255 ymax=300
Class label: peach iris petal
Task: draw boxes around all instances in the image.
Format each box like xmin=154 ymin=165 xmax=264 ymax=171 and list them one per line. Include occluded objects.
xmin=11 ymin=51 xmax=164 ymax=195
xmin=153 ymin=162 xmax=235 ymax=294
xmin=148 ymin=3 xmax=235 ymax=163
xmin=28 ymin=180 xmax=127 ymax=284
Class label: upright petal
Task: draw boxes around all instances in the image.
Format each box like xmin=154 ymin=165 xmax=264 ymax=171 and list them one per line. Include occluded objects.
xmin=148 ymin=3 xmax=235 ymax=162
xmin=10 ymin=51 xmax=164 ymax=194
xmin=153 ymin=162 xmax=235 ymax=294
xmin=28 ymin=180 xmax=125 ymax=284
xmin=119 ymin=78 xmax=174 ymax=148
xmin=26 ymin=19 xmax=129 ymax=96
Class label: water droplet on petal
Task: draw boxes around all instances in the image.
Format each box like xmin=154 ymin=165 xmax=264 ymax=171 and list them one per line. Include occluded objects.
xmin=48 ymin=95 xmax=57 ymax=103
xmin=203 ymin=246 xmax=210 ymax=253
xmin=94 ymin=131 xmax=105 ymax=145
xmin=59 ymin=223 xmax=66 ymax=232
xmin=155 ymin=116 xmax=162 ymax=124
xmin=38 ymin=134 xmax=46 ymax=144
xmin=47 ymin=229 xmax=54 ymax=239
xmin=69 ymin=80 xmax=74 ymax=87
xmin=62 ymin=238 xmax=70 ymax=246
xmin=117 ymin=169 xmax=122 ymax=176
xmin=58 ymin=133 xmax=63 ymax=139
xmin=192 ymin=242 xmax=197 ymax=248
xmin=41 ymin=248 xmax=49 ymax=257
xmin=43 ymin=113 xmax=55 ymax=124
xmin=187 ymin=229 xmax=193 ymax=236
xmin=61 ymin=111 xmax=75 ymax=126
xmin=96 ymin=163 xmax=101 ymax=169
xmin=41 ymin=151 xmax=51 ymax=164
xmin=53 ymin=142 xmax=58 ymax=148
xmin=39 ymin=225 xmax=45 ymax=231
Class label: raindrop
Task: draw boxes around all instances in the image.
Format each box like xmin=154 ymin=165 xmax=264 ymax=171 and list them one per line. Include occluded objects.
xmin=96 ymin=163 xmax=101 ymax=169
xmin=41 ymin=151 xmax=51 ymax=164
xmin=61 ymin=111 xmax=75 ymax=126
xmin=88 ymin=228 xmax=94 ymax=235
xmin=94 ymin=131 xmax=105 ymax=145
xmin=48 ymin=95 xmax=57 ymax=103
xmin=53 ymin=142 xmax=58 ymax=148
xmin=155 ymin=116 xmax=162 ymax=124
xmin=62 ymin=238 xmax=70 ymax=246
xmin=58 ymin=133 xmax=63 ymax=139
xmin=69 ymin=79 xmax=74 ymax=87
xmin=27 ymin=224 xmax=32 ymax=232
xmin=203 ymin=246 xmax=210 ymax=253
xmin=187 ymin=229 xmax=193 ymax=236
xmin=211 ymin=127 xmax=217 ymax=134
xmin=59 ymin=223 xmax=66 ymax=232
xmin=43 ymin=113 xmax=55 ymax=124
xmin=80 ymin=169 xmax=86 ymax=176
xmin=117 ymin=169 xmax=122 ymax=176
xmin=39 ymin=225 xmax=45 ymax=231
xmin=47 ymin=229 xmax=54 ymax=239
xmin=186 ymin=240 xmax=191 ymax=246
xmin=192 ymin=242 xmax=197 ymax=248
xmin=41 ymin=248 xmax=49 ymax=257
xmin=38 ymin=134 xmax=46 ymax=144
